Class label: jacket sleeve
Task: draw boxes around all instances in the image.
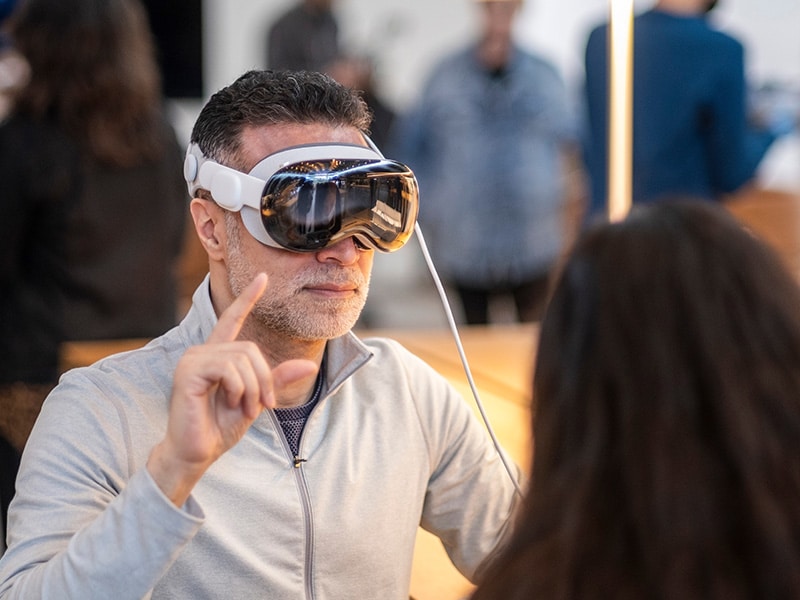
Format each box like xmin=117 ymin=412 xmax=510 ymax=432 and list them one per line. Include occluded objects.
xmin=0 ymin=373 xmax=203 ymax=600
xmin=402 ymin=348 xmax=522 ymax=582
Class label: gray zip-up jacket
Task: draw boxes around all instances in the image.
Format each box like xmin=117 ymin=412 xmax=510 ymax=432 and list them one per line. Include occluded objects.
xmin=0 ymin=278 xmax=519 ymax=599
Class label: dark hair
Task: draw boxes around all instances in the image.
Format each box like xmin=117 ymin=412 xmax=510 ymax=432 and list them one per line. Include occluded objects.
xmin=190 ymin=69 xmax=372 ymax=170
xmin=10 ymin=0 xmax=167 ymax=167
xmin=473 ymin=200 xmax=800 ymax=600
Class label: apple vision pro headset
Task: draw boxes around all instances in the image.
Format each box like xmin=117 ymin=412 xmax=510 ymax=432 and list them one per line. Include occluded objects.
xmin=183 ymin=140 xmax=418 ymax=253
xmin=184 ymin=139 xmax=522 ymax=496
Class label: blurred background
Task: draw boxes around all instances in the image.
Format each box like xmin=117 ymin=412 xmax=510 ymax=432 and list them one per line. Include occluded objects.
xmin=151 ymin=0 xmax=800 ymax=329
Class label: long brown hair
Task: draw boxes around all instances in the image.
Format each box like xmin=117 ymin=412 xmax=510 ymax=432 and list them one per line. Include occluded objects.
xmin=10 ymin=0 xmax=167 ymax=166
xmin=473 ymin=200 xmax=800 ymax=599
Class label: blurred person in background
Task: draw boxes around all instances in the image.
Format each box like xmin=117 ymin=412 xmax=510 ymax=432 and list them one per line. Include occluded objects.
xmin=392 ymin=0 xmax=579 ymax=325
xmin=0 ymin=0 xmax=26 ymax=121
xmin=325 ymin=53 xmax=395 ymax=149
xmin=583 ymin=0 xmax=792 ymax=218
xmin=266 ymin=0 xmax=339 ymax=73
xmin=472 ymin=200 xmax=800 ymax=599
xmin=0 ymin=0 xmax=186 ymax=539
xmin=266 ymin=1 xmax=395 ymax=150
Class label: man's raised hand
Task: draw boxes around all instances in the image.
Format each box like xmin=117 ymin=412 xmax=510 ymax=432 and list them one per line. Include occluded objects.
xmin=147 ymin=273 xmax=317 ymax=506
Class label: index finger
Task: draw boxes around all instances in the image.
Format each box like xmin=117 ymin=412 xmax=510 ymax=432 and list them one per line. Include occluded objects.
xmin=207 ymin=273 xmax=268 ymax=344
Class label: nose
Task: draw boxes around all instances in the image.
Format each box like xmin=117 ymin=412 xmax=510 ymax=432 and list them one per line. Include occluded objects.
xmin=315 ymin=237 xmax=367 ymax=265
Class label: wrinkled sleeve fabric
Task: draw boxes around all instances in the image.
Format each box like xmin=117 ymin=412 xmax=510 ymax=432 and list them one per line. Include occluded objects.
xmin=394 ymin=344 xmax=521 ymax=580
xmin=0 ymin=372 xmax=203 ymax=600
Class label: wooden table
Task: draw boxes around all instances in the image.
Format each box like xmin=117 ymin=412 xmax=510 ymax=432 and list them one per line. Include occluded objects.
xmin=60 ymin=338 xmax=150 ymax=372
xmin=725 ymin=187 xmax=800 ymax=278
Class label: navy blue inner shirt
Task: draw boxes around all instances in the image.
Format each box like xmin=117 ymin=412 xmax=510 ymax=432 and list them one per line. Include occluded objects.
xmin=273 ymin=365 xmax=323 ymax=458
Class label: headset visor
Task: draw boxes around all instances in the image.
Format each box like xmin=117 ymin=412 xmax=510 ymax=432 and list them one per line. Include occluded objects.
xmin=261 ymin=158 xmax=418 ymax=252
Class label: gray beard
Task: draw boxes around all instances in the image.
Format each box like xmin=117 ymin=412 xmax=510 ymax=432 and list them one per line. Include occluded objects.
xmin=225 ymin=212 xmax=369 ymax=341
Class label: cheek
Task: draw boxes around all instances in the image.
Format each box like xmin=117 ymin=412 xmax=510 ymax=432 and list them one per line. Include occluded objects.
xmin=263 ymin=255 xmax=313 ymax=294
xmin=359 ymin=253 xmax=374 ymax=280
xmin=238 ymin=235 xmax=295 ymax=273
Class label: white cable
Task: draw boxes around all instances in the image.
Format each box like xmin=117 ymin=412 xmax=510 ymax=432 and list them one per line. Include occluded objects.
xmin=413 ymin=223 xmax=523 ymax=498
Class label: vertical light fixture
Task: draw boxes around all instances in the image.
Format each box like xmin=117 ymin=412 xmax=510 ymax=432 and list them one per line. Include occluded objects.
xmin=607 ymin=0 xmax=634 ymax=222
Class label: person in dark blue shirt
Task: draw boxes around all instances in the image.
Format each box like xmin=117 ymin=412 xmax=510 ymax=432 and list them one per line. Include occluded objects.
xmin=583 ymin=0 xmax=784 ymax=217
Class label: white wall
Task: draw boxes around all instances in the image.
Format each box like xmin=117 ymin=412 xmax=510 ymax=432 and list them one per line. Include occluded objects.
xmin=204 ymin=0 xmax=800 ymax=102
xmin=198 ymin=0 xmax=800 ymax=188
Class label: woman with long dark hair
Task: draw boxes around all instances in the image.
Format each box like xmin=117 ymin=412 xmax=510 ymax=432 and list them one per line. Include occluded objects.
xmin=473 ymin=200 xmax=800 ymax=599
xmin=7 ymin=0 xmax=187 ymax=341
xmin=0 ymin=0 xmax=187 ymax=538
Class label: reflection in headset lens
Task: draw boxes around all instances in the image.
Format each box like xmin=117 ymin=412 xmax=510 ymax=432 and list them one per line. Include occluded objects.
xmin=261 ymin=159 xmax=418 ymax=252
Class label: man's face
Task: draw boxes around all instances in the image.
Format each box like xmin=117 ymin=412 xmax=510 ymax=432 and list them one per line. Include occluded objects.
xmin=480 ymin=0 xmax=520 ymax=37
xmin=477 ymin=0 xmax=521 ymax=69
xmin=223 ymin=123 xmax=374 ymax=341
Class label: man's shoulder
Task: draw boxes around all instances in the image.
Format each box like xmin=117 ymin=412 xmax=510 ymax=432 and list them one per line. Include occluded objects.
xmin=639 ymin=10 xmax=743 ymax=52
xmin=514 ymin=48 xmax=562 ymax=78
xmin=703 ymin=26 xmax=744 ymax=56
xmin=58 ymin=328 xmax=187 ymax=398
xmin=348 ymin=333 xmax=426 ymax=367
xmin=416 ymin=49 xmax=479 ymax=98
xmin=426 ymin=45 xmax=477 ymax=75
xmin=586 ymin=20 xmax=609 ymax=43
xmin=350 ymin=334 xmax=447 ymax=384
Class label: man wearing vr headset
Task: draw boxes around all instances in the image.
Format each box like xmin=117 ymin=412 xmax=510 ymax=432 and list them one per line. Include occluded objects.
xmin=0 ymin=70 xmax=519 ymax=599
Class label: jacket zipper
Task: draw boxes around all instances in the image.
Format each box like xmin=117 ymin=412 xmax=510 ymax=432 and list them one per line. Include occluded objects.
xmin=269 ymin=410 xmax=316 ymax=600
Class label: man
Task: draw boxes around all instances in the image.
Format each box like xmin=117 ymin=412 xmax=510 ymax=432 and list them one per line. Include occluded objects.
xmin=392 ymin=0 xmax=578 ymax=325
xmin=266 ymin=0 xmax=339 ymax=73
xmin=583 ymin=0 xmax=782 ymax=216
xmin=0 ymin=70 xmax=519 ymax=598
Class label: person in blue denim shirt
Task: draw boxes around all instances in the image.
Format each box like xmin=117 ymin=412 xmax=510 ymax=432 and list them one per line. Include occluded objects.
xmin=392 ymin=0 xmax=578 ymax=325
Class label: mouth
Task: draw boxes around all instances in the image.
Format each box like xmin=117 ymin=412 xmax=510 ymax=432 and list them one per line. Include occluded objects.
xmin=303 ymin=282 xmax=359 ymax=298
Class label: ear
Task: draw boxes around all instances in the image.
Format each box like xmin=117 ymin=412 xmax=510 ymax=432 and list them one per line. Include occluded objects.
xmin=190 ymin=197 xmax=227 ymax=261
